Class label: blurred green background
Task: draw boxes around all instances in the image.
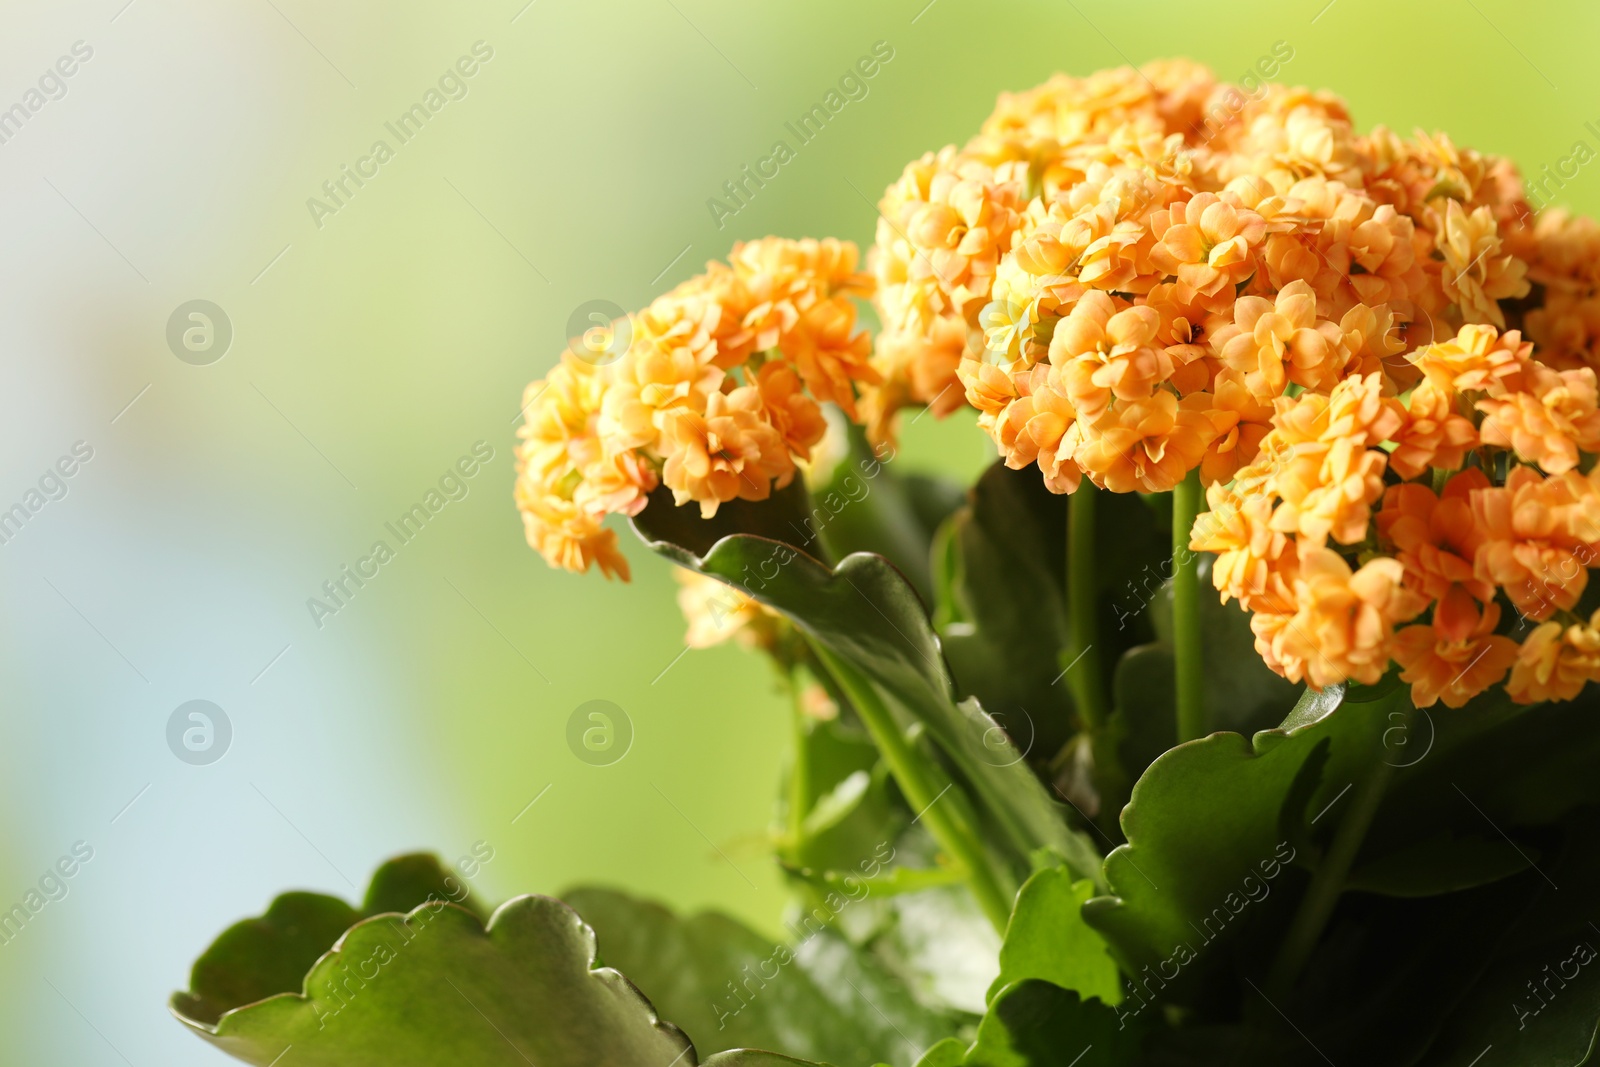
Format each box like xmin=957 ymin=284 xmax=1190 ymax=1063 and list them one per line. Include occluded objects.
xmin=0 ymin=0 xmax=1595 ymax=1061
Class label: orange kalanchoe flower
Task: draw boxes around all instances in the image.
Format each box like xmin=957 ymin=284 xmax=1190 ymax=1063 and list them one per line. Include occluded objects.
xmin=1050 ymin=293 xmax=1169 ymax=422
xmin=1408 ymin=324 xmax=1531 ymax=397
xmin=1250 ymin=545 xmax=1420 ymax=689
xmin=1149 ymin=192 xmax=1267 ymax=310
xmin=515 ymin=238 xmax=879 ymax=578
xmin=1392 ymin=598 xmax=1518 ymax=708
xmin=1477 ymin=362 xmax=1600 ymax=475
xmin=675 ymin=571 xmax=786 ymax=651
xmin=1388 ymin=379 xmax=1476 ymax=480
xmin=1377 ymin=470 xmax=1496 ymax=618
xmin=1471 ymin=466 xmax=1600 ymax=621
xmin=1506 ymin=609 xmax=1600 ymax=704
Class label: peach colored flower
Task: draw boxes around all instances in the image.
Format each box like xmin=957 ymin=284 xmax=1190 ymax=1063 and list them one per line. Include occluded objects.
xmin=1471 ymin=465 xmax=1598 ymax=621
xmin=1408 ymin=324 xmax=1532 ymax=398
xmin=1478 ymin=363 xmax=1600 ymax=475
xmin=515 ymin=489 xmax=631 ymax=581
xmin=1199 ymin=370 xmax=1274 ymax=485
xmin=754 ymin=361 xmax=828 ymax=460
xmin=1252 ymin=545 xmax=1420 ymax=689
xmin=1049 ymin=293 xmax=1169 ymax=422
xmin=1506 ymin=610 xmax=1600 ymax=704
xmin=873 ymin=148 xmax=1024 ymax=335
xmin=1435 ymin=199 xmax=1530 ymax=328
xmin=598 ymin=337 xmax=724 ymax=455
xmin=1392 ymin=598 xmax=1517 ymax=708
xmin=659 ymin=387 xmax=796 ymax=518
xmin=1376 ymin=469 xmax=1495 ymax=612
xmin=1075 ymin=390 xmax=1219 ymax=493
xmin=675 ymin=570 xmax=785 ymax=651
xmin=1265 ymin=374 xmax=1403 ymax=547
xmin=1389 ymin=379 xmax=1477 ymax=480
xmin=1191 ymin=479 xmax=1295 ymax=613
xmin=1212 ymin=280 xmax=1339 ymax=399
xmin=1149 ymin=192 xmax=1267 ymax=308
xmin=999 ymin=362 xmax=1085 ymax=494
xmin=779 ymin=295 xmax=879 ymax=421
xmin=859 ymin=313 xmax=970 ymax=445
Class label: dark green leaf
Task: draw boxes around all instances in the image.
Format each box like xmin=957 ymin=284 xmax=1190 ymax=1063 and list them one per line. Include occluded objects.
xmin=988 ymin=867 xmax=1121 ymax=1006
xmin=363 ymin=852 xmax=489 ymax=922
xmin=1420 ymin=815 xmax=1600 ymax=1067
xmin=173 ymin=853 xmax=480 ymax=1028
xmin=565 ymin=886 xmax=957 ymax=1066
xmin=965 ymin=980 xmax=1142 ymax=1066
xmin=813 ymin=424 xmax=964 ymax=602
xmin=1083 ymin=692 xmax=1394 ymax=984
xmin=173 ymin=895 xmax=697 ymax=1066
xmin=171 ymin=892 xmax=360 ymax=1028
xmin=631 ymin=510 xmax=1100 ymax=885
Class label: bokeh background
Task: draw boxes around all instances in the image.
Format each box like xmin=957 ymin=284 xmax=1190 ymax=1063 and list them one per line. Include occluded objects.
xmin=0 ymin=0 xmax=1596 ymax=1061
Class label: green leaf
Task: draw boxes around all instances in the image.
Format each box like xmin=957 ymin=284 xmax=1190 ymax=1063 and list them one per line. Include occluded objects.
xmin=965 ymin=980 xmax=1142 ymax=1066
xmin=813 ymin=423 xmax=965 ymax=603
xmin=1419 ymin=815 xmax=1600 ymax=1067
xmin=913 ymin=1038 xmax=971 ymax=1067
xmin=632 ymin=501 xmax=1100 ymax=886
xmin=1082 ymin=690 xmax=1390 ymax=983
xmin=363 ymin=852 xmax=489 ymax=922
xmin=789 ymin=719 xmax=907 ymax=876
xmin=565 ymin=886 xmax=958 ymax=1066
xmin=1345 ymin=830 xmax=1532 ymax=897
xmin=171 ymin=892 xmax=360 ymax=1029
xmin=174 ymin=857 xmax=840 ymax=1067
xmin=174 ymin=895 xmax=698 ymax=1066
xmin=936 ymin=465 xmax=1169 ymax=775
xmin=172 ymin=853 xmax=478 ymax=1029
xmin=988 ymin=867 xmax=1121 ymax=1007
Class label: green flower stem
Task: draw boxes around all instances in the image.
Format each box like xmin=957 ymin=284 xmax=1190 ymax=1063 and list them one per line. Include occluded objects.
xmin=1266 ymin=698 xmax=1406 ymax=996
xmin=1065 ymin=482 xmax=1111 ymax=731
xmin=810 ymin=643 xmax=1014 ymax=934
xmin=786 ymin=673 xmax=810 ymax=853
xmin=1172 ymin=469 xmax=1206 ymax=743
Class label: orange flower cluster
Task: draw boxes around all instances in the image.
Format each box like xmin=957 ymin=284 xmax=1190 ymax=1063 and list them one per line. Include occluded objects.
xmin=863 ymin=60 xmax=1543 ymax=496
xmin=514 ymin=238 xmax=875 ymax=579
xmin=517 ymin=60 xmax=1600 ymax=713
xmin=1192 ymin=325 xmax=1600 ymax=708
xmin=862 ymin=60 xmax=1600 ymax=709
